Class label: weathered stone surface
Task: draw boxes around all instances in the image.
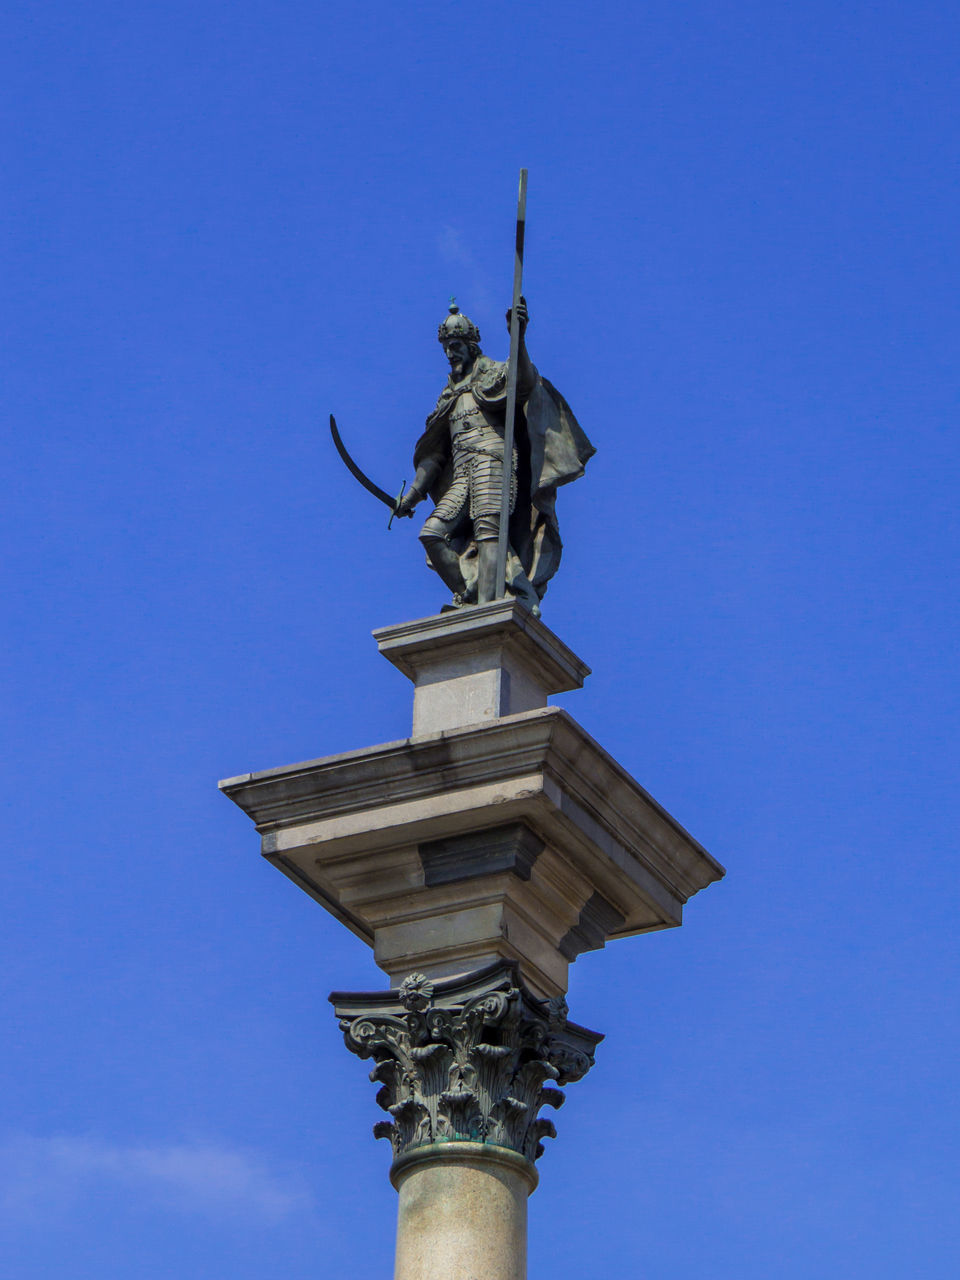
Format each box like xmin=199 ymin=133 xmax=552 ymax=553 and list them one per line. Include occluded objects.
xmin=558 ymin=891 xmax=626 ymax=961
xmin=331 ymin=961 xmax=601 ymax=1165
xmin=374 ymin=599 xmax=590 ymax=736
xmin=220 ymin=703 xmax=725 ymax=997
xmin=419 ymin=823 xmax=544 ymax=887
xmin=391 ymin=1143 xmax=535 ymax=1280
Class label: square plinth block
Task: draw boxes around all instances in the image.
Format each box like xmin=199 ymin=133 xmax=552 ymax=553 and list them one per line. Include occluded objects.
xmin=220 ymin=703 xmax=724 ymax=999
xmin=374 ymin=599 xmax=591 ymax=737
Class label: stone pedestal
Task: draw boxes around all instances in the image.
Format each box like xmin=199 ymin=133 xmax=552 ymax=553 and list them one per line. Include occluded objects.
xmin=374 ymin=599 xmax=590 ymax=737
xmin=220 ymin=603 xmax=724 ymax=1280
xmin=220 ymin=605 xmax=723 ymax=999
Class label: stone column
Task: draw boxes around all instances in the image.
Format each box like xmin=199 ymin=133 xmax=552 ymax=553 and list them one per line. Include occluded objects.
xmin=331 ymin=963 xmax=601 ymax=1280
xmin=220 ymin=602 xmax=725 ymax=1278
xmin=391 ymin=1144 xmax=535 ymax=1280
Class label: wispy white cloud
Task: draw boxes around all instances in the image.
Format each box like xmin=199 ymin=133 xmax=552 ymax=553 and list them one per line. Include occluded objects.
xmin=0 ymin=1135 xmax=312 ymax=1226
xmin=437 ymin=225 xmax=495 ymax=316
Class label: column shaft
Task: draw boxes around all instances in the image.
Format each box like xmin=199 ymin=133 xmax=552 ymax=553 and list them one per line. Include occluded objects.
xmin=391 ymin=1144 xmax=537 ymax=1280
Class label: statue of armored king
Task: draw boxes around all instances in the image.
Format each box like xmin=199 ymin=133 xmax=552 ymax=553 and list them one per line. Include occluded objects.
xmin=394 ymin=298 xmax=595 ymax=616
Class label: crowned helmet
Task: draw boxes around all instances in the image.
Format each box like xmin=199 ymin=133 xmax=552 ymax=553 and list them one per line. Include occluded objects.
xmin=437 ymin=300 xmax=481 ymax=346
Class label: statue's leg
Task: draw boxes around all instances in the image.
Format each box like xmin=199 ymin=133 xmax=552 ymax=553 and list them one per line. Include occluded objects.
xmin=508 ymin=557 xmax=541 ymax=616
xmin=476 ymin=536 xmax=498 ymax=604
xmin=420 ymin=516 xmax=467 ymax=598
xmin=473 ymin=516 xmax=540 ymax=615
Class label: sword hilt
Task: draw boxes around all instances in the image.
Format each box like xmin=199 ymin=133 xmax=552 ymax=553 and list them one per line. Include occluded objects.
xmin=387 ymin=481 xmax=408 ymax=530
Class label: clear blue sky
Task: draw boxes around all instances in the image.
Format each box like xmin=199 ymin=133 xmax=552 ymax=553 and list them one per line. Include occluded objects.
xmin=2 ymin=2 xmax=958 ymax=1276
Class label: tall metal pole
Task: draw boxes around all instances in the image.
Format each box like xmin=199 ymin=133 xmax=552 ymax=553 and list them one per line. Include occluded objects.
xmin=495 ymin=168 xmax=527 ymax=599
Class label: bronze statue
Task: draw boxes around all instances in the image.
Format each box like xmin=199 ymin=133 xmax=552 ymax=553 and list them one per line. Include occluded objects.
xmin=391 ymin=297 xmax=594 ymax=616
xmin=331 ymin=179 xmax=593 ymax=615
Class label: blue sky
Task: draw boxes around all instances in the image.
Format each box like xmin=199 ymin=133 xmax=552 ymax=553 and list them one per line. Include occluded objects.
xmin=2 ymin=1 xmax=958 ymax=1276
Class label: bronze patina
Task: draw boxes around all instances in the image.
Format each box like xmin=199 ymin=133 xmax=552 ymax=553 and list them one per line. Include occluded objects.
xmin=332 ymin=179 xmax=594 ymax=616
xmin=393 ymin=295 xmax=594 ymax=616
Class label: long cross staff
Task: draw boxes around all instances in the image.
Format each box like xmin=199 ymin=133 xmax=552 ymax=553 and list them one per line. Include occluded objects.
xmin=494 ymin=168 xmax=528 ymax=599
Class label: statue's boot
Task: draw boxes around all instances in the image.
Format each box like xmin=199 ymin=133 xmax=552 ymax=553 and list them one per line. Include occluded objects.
xmin=511 ymin=570 xmax=541 ymax=618
xmin=476 ymin=541 xmax=541 ymax=617
xmin=422 ymin=537 xmax=467 ymax=598
xmin=476 ymin=540 xmax=499 ymax=603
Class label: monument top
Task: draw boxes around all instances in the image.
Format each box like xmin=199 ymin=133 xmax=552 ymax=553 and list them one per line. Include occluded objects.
xmin=220 ymin=179 xmax=724 ymax=1259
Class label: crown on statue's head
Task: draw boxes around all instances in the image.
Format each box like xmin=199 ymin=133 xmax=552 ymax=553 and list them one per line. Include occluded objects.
xmin=437 ymin=300 xmax=481 ymax=346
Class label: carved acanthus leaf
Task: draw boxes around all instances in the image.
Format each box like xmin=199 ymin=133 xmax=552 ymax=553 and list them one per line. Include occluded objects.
xmin=332 ymin=962 xmax=602 ymax=1164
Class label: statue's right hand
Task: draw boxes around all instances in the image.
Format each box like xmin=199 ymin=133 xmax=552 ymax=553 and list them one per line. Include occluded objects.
xmin=394 ymin=489 xmax=420 ymax=518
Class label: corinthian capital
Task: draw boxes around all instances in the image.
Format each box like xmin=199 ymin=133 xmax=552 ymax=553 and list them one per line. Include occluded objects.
xmin=330 ymin=962 xmax=602 ymax=1165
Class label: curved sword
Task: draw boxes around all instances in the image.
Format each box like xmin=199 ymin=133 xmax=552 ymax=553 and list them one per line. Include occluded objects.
xmin=329 ymin=414 xmax=409 ymax=526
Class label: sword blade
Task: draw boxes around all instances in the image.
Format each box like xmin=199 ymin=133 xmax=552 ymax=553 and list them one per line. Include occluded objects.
xmin=329 ymin=414 xmax=397 ymax=511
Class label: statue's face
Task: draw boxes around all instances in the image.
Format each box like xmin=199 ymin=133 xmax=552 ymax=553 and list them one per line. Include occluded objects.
xmin=443 ymin=338 xmax=473 ymax=379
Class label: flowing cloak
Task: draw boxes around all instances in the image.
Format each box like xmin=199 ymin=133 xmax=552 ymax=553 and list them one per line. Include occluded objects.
xmin=412 ymin=355 xmax=595 ymax=599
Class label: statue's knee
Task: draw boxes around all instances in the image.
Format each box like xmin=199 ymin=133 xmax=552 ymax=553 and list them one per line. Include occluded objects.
xmin=419 ymin=522 xmax=444 ymax=549
xmin=473 ymin=514 xmax=499 ymax=542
